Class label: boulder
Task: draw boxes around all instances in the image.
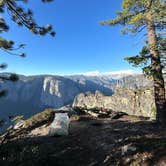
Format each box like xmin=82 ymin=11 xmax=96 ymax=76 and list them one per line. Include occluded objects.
xmin=13 ymin=120 xmax=25 ymax=130
xmin=48 ymin=113 xmax=70 ymax=136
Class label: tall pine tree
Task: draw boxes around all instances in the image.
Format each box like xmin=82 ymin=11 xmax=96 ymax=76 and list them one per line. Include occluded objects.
xmin=101 ymin=0 xmax=166 ymax=126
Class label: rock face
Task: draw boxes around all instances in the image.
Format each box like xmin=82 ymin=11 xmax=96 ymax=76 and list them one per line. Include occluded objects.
xmin=0 ymin=73 xmax=154 ymax=121
xmin=0 ymin=75 xmax=81 ymax=119
xmin=0 ymin=74 xmax=115 ymax=120
xmin=0 ymin=73 xmax=158 ymax=133
xmin=73 ymin=89 xmax=156 ymax=118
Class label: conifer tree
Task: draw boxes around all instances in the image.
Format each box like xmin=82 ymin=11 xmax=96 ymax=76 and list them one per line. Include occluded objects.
xmin=101 ymin=0 xmax=166 ymax=126
xmin=0 ymin=0 xmax=55 ymax=96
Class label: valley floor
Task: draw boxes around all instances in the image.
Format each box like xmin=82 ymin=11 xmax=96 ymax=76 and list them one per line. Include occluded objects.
xmin=0 ymin=115 xmax=166 ymax=166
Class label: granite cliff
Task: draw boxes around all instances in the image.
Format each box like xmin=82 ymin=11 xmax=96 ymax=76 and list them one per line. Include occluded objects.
xmin=73 ymin=89 xmax=156 ymax=118
xmin=0 ymin=74 xmax=114 ymax=119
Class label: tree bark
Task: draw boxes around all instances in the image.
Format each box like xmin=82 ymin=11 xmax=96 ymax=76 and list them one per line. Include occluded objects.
xmin=146 ymin=9 xmax=166 ymax=126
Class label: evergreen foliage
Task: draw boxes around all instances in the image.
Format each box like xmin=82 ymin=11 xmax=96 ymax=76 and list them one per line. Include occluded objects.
xmin=0 ymin=0 xmax=55 ymax=97
xmin=125 ymin=37 xmax=166 ymax=77
xmin=101 ymin=0 xmax=166 ymax=34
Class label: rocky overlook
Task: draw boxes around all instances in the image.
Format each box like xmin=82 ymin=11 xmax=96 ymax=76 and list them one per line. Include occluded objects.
xmin=73 ymin=89 xmax=156 ymax=118
xmin=0 ymin=73 xmax=155 ymax=133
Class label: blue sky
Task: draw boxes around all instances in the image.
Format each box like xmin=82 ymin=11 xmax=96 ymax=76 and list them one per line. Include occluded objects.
xmin=0 ymin=0 xmax=145 ymax=75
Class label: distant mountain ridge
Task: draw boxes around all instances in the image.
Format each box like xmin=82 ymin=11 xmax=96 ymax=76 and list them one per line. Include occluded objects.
xmin=75 ymin=69 xmax=137 ymax=78
xmin=67 ymin=73 xmax=153 ymax=90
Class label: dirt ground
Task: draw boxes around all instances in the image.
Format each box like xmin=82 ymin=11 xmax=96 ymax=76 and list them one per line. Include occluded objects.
xmin=0 ymin=115 xmax=166 ymax=166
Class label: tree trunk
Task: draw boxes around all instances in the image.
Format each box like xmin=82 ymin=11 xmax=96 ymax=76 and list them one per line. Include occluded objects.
xmin=146 ymin=10 xmax=166 ymax=126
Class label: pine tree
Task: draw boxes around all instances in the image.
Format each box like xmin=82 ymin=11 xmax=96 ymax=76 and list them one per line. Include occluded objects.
xmin=0 ymin=0 xmax=55 ymax=96
xmin=125 ymin=37 xmax=166 ymax=77
xmin=101 ymin=0 xmax=166 ymax=126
